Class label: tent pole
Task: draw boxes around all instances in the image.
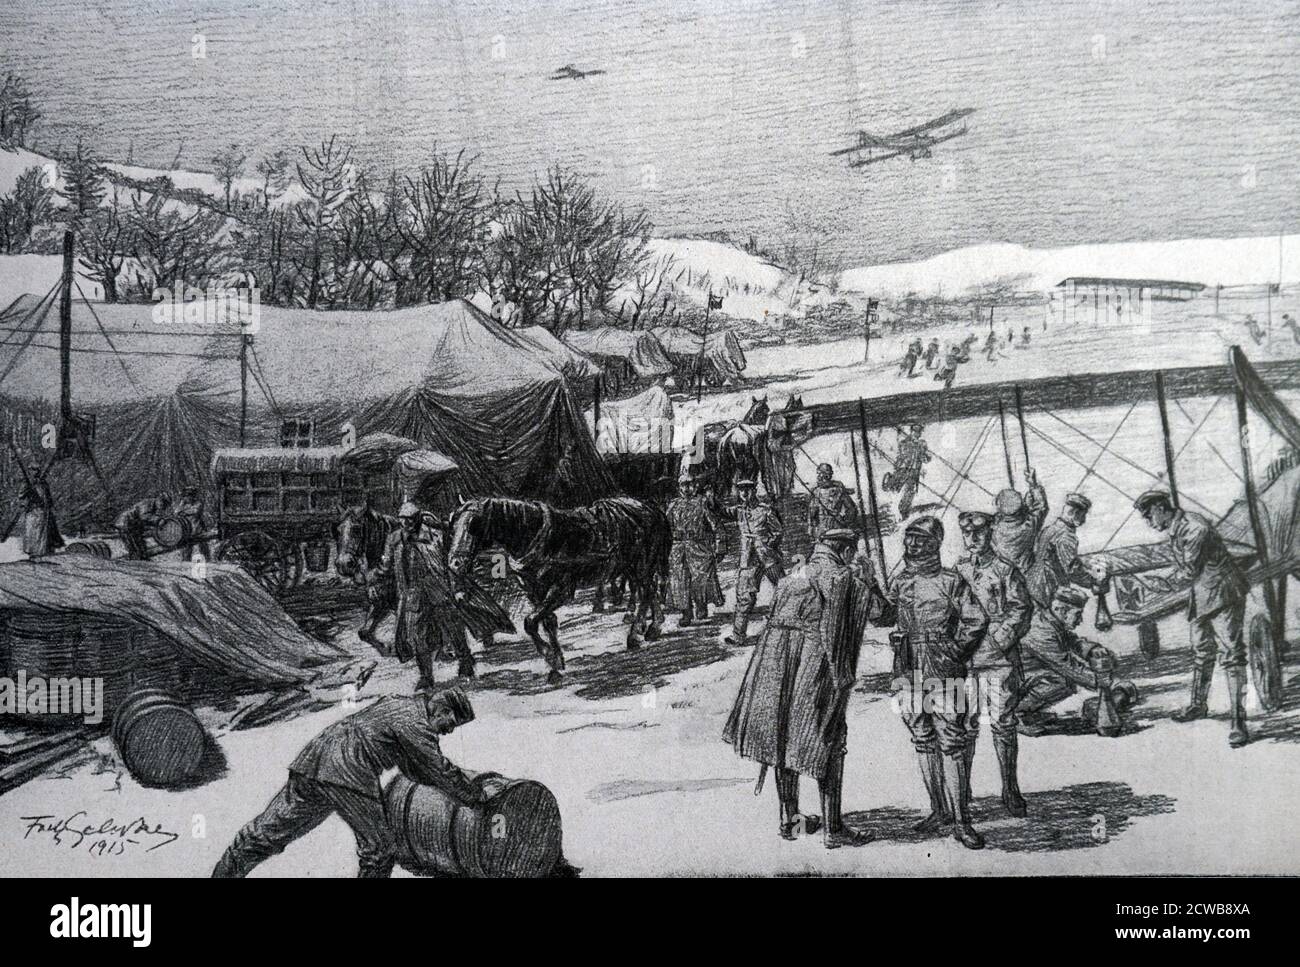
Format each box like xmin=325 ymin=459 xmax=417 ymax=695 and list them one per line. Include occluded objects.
xmin=58 ymin=230 xmax=74 ymax=448
xmin=695 ymin=295 xmax=713 ymax=403
xmin=593 ymin=375 xmax=602 ymax=443
xmin=239 ymin=334 xmax=250 ymax=447
xmin=1014 ymin=384 xmax=1031 ymax=473
xmin=1154 ymin=371 xmax=1180 ymax=509
xmin=997 ymin=398 xmax=1015 ymax=487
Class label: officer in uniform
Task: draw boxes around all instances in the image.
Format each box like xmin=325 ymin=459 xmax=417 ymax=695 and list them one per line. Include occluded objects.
xmin=807 ymin=463 xmax=858 ymax=540
xmin=1028 ymin=491 xmax=1104 ymax=607
xmin=721 ymin=479 xmax=784 ymax=646
xmin=955 ymin=510 xmax=1032 ymax=817
xmin=665 ymin=475 xmax=724 ymax=625
xmin=212 ymin=687 xmax=483 ymax=878
xmin=880 ymin=516 xmax=990 ymax=849
xmin=1135 ymin=489 xmax=1250 ymax=747
xmin=724 ymin=528 xmax=888 ymax=847
xmin=991 ymin=468 xmax=1048 ymax=575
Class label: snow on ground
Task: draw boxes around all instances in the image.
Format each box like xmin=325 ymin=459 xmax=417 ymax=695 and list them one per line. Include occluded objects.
xmin=841 ymin=235 xmax=1300 ymax=299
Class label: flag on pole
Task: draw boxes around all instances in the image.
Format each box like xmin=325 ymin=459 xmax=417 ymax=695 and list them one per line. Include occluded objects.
xmin=708 ymin=294 xmax=723 ymax=310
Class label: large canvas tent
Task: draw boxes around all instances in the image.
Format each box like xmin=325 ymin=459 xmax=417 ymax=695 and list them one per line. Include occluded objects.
xmin=0 ymin=294 xmax=612 ymax=531
xmin=650 ymin=325 xmax=747 ymax=385
xmin=563 ymin=326 xmax=673 ymax=396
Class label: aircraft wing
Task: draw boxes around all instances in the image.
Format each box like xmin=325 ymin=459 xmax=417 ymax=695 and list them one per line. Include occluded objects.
xmin=889 ymin=108 xmax=975 ymax=140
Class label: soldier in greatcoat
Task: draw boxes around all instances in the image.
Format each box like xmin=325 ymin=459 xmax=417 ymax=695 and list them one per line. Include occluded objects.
xmin=723 ymin=528 xmax=888 ymax=847
xmin=880 ymin=516 xmax=990 ymax=849
xmin=665 ymin=475 xmax=724 ymax=625
xmin=375 ymin=501 xmax=474 ymax=687
xmin=720 ymin=478 xmax=784 ymax=646
xmin=1027 ymin=491 xmax=1105 ymax=608
xmin=17 ymin=460 xmax=61 ymax=558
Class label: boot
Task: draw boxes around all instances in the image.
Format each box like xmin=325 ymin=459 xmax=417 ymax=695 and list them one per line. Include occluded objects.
xmin=1172 ymin=665 xmax=1212 ymax=722
xmin=724 ymin=610 xmax=750 ymax=646
xmin=913 ymin=751 xmax=951 ymax=833
xmin=961 ymin=734 xmax=977 ymax=815
xmin=943 ymin=752 xmax=984 ymax=850
xmin=1226 ymin=667 xmax=1250 ymax=748
xmin=820 ymin=754 xmax=871 ymax=848
xmin=993 ymin=732 xmax=1028 ymax=817
xmin=776 ymin=767 xmax=801 ymax=840
xmin=212 ymin=843 xmax=259 ymax=878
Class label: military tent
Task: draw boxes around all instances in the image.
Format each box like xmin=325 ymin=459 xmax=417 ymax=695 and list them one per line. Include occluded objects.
xmin=650 ymin=325 xmax=747 ymax=386
xmin=563 ymin=326 xmax=674 ymax=396
xmin=0 ymin=294 xmax=612 ymax=531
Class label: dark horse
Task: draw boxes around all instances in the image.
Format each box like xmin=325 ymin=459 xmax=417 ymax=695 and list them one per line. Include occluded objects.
xmin=447 ymin=496 xmax=671 ymax=684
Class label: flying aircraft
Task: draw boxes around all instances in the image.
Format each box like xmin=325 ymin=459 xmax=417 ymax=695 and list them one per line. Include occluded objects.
xmin=832 ymin=108 xmax=975 ymax=168
xmin=549 ymin=64 xmax=607 ymax=81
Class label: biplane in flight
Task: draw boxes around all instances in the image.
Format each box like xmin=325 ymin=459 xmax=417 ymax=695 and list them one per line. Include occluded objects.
xmin=549 ymin=64 xmax=607 ymax=81
xmin=832 ymin=107 xmax=976 ymax=168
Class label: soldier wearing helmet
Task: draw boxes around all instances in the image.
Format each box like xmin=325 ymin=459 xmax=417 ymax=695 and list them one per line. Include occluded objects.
xmin=807 ymin=462 xmax=858 ymax=540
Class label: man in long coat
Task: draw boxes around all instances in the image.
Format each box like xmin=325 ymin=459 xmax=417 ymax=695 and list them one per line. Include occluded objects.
xmin=723 ymin=528 xmax=888 ymax=848
xmin=375 ymin=501 xmax=475 ymax=688
xmin=807 ymin=463 xmax=858 ymax=539
xmin=665 ymin=476 xmax=724 ymax=625
xmin=1027 ymin=491 xmax=1103 ymax=607
xmin=18 ymin=461 xmax=62 ymax=558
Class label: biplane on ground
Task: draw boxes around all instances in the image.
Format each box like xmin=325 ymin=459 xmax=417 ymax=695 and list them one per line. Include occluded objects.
xmin=832 ymin=107 xmax=976 ymax=168
xmin=777 ymin=347 xmax=1300 ymax=720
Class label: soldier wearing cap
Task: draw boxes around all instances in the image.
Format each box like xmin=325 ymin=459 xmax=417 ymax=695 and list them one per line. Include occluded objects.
xmin=174 ymin=483 xmax=210 ymax=562
xmin=807 ymin=462 xmax=858 ymax=540
xmin=879 ymin=515 xmax=990 ymax=849
xmin=1135 ymin=489 xmax=1250 ymax=747
xmin=991 ymin=468 xmax=1048 ymax=575
xmin=719 ymin=479 xmax=785 ymax=646
xmin=955 ymin=509 xmax=1033 ymax=817
xmin=724 ymin=528 xmax=889 ymax=847
xmin=213 ymin=687 xmax=484 ymax=878
xmin=1027 ymin=490 xmax=1103 ymax=608
xmin=1017 ymin=584 xmax=1111 ymax=733
xmin=665 ymin=475 xmax=725 ymax=625
xmin=374 ymin=500 xmax=475 ymax=687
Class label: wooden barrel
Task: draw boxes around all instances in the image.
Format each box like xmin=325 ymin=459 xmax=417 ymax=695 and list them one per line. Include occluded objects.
xmin=385 ymin=773 xmax=562 ymax=878
xmin=111 ymin=689 xmax=206 ymax=788
xmin=64 ymin=540 xmax=113 ymax=559
xmin=304 ymin=540 xmax=331 ymax=573
xmin=3 ymin=611 xmax=83 ymax=724
xmin=153 ymin=515 xmax=193 ymax=550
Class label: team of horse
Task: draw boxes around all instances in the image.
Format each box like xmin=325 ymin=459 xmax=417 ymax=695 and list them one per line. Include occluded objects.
xmin=331 ymin=395 xmax=792 ymax=684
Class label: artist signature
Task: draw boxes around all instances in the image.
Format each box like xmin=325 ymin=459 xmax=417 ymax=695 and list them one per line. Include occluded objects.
xmin=19 ymin=811 xmax=180 ymax=856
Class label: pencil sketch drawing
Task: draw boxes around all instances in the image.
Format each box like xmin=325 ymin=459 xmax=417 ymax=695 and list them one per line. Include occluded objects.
xmin=0 ymin=0 xmax=1297 ymax=877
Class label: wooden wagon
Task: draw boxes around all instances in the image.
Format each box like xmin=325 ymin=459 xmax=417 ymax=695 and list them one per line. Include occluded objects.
xmin=211 ymin=447 xmax=392 ymax=594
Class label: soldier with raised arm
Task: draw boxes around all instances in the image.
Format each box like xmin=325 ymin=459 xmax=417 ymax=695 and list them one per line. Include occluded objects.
xmin=991 ymin=467 xmax=1048 ymax=575
xmin=720 ymin=478 xmax=784 ymax=646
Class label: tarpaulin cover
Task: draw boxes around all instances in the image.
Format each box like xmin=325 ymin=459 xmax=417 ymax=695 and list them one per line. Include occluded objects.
xmin=0 ymin=556 xmax=348 ymax=684
xmin=589 ymin=385 xmax=675 ymax=455
xmin=341 ymin=432 xmax=422 ymax=472
xmin=564 ymin=327 xmax=674 ymax=379
xmin=650 ymin=325 xmax=747 ymax=383
xmin=0 ymin=296 xmax=613 ymax=530
xmin=513 ymin=326 xmax=601 ymax=387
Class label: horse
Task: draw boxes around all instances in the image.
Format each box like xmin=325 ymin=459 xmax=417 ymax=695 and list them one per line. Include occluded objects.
xmin=714 ymin=395 xmax=800 ymax=499
xmin=447 ymin=496 xmax=671 ymax=684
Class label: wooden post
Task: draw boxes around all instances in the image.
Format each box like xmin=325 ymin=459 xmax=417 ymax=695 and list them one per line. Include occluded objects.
xmin=239 ymin=334 xmax=250 ymax=447
xmin=1014 ymin=384 xmax=1031 ymax=474
xmin=1154 ymin=371 xmax=1179 ymax=508
xmin=592 ymin=375 xmax=602 ymax=443
xmin=695 ymin=294 xmax=714 ymax=403
xmin=997 ymin=398 xmax=1015 ymax=487
xmin=58 ymin=229 xmax=74 ymax=428
xmin=857 ymin=399 xmax=888 ymax=580
xmin=1235 ymin=376 xmax=1279 ymax=628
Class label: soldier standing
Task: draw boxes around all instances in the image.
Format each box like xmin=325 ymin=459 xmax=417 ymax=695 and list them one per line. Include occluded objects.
xmin=1135 ymin=490 xmax=1250 ymax=747
xmin=213 ymin=687 xmax=484 ymax=878
xmin=955 ymin=511 xmax=1032 ymax=817
xmin=882 ymin=516 xmax=990 ymax=849
xmin=923 ymin=337 xmax=941 ymax=369
xmin=17 ymin=460 xmax=62 ymax=558
xmin=723 ymin=528 xmax=888 ymax=847
xmin=665 ymin=476 xmax=724 ymax=626
xmin=720 ymin=478 xmax=784 ymax=646
xmin=174 ymin=484 xmax=210 ymax=562
xmin=991 ymin=468 xmax=1048 ymax=575
xmin=807 ymin=463 xmax=858 ymax=540
xmin=894 ymin=424 xmax=931 ymax=518
xmin=375 ymin=501 xmax=475 ymax=686
xmin=1027 ymin=491 xmax=1104 ymax=608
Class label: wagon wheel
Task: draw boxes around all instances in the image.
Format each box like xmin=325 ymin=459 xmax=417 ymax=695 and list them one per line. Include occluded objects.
xmin=216 ymin=531 xmax=295 ymax=595
xmin=1248 ymin=612 xmax=1284 ymax=713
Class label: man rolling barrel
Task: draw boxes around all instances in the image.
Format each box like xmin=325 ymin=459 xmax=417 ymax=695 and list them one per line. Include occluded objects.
xmin=114 ymin=493 xmax=172 ymax=560
xmin=212 ymin=687 xmax=484 ymax=878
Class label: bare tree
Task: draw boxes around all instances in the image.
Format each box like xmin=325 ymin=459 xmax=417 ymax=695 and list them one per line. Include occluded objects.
xmin=211 ymin=143 xmax=248 ymax=209
xmin=254 ymin=149 xmax=290 ymax=211
xmin=293 ymin=136 xmax=354 ymax=308
xmin=78 ymin=186 xmax=134 ymax=302
xmin=394 ymin=148 xmax=490 ymax=304
xmin=628 ymin=252 xmax=676 ymax=329
xmin=57 ymin=139 xmax=104 ymax=220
